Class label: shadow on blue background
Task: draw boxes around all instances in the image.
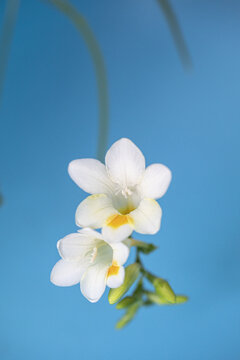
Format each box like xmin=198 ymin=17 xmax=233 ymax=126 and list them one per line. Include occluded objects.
xmin=0 ymin=0 xmax=240 ymax=359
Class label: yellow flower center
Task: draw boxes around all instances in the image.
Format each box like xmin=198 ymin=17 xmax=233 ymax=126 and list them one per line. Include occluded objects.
xmin=105 ymin=214 xmax=134 ymax=229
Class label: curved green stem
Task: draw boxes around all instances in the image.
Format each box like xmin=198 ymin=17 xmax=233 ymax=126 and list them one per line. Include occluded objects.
xmin=0 ymin=0 xmax=20 ymax=206
xmin=135 ymin=246 xmax=155 ymax=282
xmin=0 ymin=0 xmax=20 ymax=106
xmin=46 ymin=0 xmax=109 ymax=161
xmin=157 ymin=0 xmax=192 ymax=69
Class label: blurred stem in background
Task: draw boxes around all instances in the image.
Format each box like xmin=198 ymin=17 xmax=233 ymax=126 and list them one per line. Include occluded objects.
xmin=0 ymin=0 xmax=192 ymax=205
xmin=157 ymin=0 xmax=192 ymax=69
xmin=46 ymin=0 xmax=109 ymax=162
xmin=46 ymin=0 xmax=192 ymax=160
xmin=0 ymin=0 xmax=20 ymax=206
xmin=0 ymin=0 xmax=20 ymax=104
xmin=0 ymin=193 xmax=3 ymax=206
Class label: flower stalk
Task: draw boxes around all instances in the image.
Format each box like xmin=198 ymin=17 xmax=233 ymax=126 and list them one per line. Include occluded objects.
xmin=113 ymin=239 xmax=188 ymax=329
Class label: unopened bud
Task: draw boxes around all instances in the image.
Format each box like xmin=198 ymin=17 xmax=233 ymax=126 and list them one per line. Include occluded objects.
xmin=116 ymin=302 xmax=140 ymax=329
xmin=116 ymin=296 xmax=136 ymax=309
xmin=153 ymin=278 xmax=176 ymax=303
xmin=108 ymin=263 xmax=140 ymax=304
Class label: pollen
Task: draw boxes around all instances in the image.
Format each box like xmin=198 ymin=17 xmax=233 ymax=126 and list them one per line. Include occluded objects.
xmin=107 ymin=262 xmax=120 ymax=277
xmin=105 ymin=214 xmax=134 ymax=229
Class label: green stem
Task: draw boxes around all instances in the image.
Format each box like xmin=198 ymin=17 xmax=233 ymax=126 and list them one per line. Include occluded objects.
xmin=0 ymin=0 xmax=20 ymax=105
xmin=131 ymin=238 xmax=151 ymax=248
xmin=140 ymin=268 xmax=156 ymax=283
xmin=157 ymin=0 xmax=192 ymax=69
xmin=135 ymin=247 xmax=156 ymax=283
xmin=46 ymin=0 xmax=109 ymax=162
xmin=135 ymin=247 xmax=142 ymax=265
xmin=0 ymin=0 xmax=20 ymax=206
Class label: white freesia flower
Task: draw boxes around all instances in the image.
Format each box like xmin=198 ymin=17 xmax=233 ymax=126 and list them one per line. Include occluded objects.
xmin=50 ymin=228 xmax=129 ymax=303
xmin=68 ymin=138 xmax=172 ymax=243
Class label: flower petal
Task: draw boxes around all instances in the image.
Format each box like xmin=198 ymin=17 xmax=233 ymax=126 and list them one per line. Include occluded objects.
xmin=111 ymin=242 xmax=130 ymax=265
xmin=77 ymin=228 xmax=103 ymax=240
xmin=80 ymin=263 xmax=109 ymax=303
xmin=106 ymin=265 xmax=125 ymax=288
xmin=50 ymin=260 xmax=84 ymax=287
xmin=130 ymin=198 xmax=162 ymax=234
xmin=138 ymin=163 xmax=172 ymax=199
xmin=57 ymin=232 xmax=97 ymax=261
xmin=68 ymin=159 xmax=114 ymax=195
xmin=105 ymin=138 xmax=145 ymax=188
xmin=76 ymin=194 xmax=117 ymax=228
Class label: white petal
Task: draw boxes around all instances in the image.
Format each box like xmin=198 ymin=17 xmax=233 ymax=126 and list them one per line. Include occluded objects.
xmin=75 ymin=194 xmax=117 ymax=228
xmin=106 ymin=266 xmax=125 ymax=288
xmin=77 ymin=228 xmax=103 ymax=240
xmin=102 ymin=223 xmax=133 ymax=243
xmin=80 ymin=263 xmax=108 ymax=303
xmin=105 ymin=138 xmax=145 ymax=188
xmin=68 ymin=159 xmax=114 ymax=195
xmin=111 ymin=242 xmax=130 ymax=265
xmin=57 ymin=232 xmax=97 ymax=261
xmin=138 ymin=163 xmax=172 ymax=199
xmin=130 ymin=198 xmax=162 ymax=234
xmin=50 ymin=260 xmax=84 ymax=287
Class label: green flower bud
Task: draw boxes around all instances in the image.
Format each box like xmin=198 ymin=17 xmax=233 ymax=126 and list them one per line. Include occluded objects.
xmin=146 ymin=291 xmax=170 ymax=305
xmin=108 ymin=263 xmax=141 ymax=304
xmin=116 ymin=302 xmax=141 ymax=329
xmin=116 ymin=296 xmax=136 ymax=309
xmin=153 ymin=278 xmax=176 ymax=303
xmin=175 ymin=295 xmax=188 ymax=304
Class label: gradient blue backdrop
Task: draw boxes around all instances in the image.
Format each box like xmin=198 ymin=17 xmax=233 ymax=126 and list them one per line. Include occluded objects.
xmin=1 ymin=0 xmax=240 ymax=359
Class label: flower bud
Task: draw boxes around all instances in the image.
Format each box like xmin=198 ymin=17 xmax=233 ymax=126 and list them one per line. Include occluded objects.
xmin=175 ymin=295 xmax=188 ymax=304
xmin=108 ymin=263 xmax=141 ymax=304
xmin=116 ymin=302 xmax=141 ymax=329
xmin=146 ymin=292 xmax=169 ymax=305
xmin=153 ymin=278 xmax=176 ymax=303
xmin=116 ymin=296 xmax=136 ymax=309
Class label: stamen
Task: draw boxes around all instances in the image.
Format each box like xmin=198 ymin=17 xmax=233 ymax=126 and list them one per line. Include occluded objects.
xmin=121 ymin=187 xmax=132 ymax=198
xmin=90 ymin=247 xmax=98 ymax=263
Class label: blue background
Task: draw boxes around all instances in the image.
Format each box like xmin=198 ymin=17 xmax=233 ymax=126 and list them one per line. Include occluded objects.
xmin=1 ymin=0 xmax=240 ymax=359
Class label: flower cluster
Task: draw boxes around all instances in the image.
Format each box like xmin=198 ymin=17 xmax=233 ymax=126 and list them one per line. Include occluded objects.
xmin=51 ymin=138 xmax=187 ymax=326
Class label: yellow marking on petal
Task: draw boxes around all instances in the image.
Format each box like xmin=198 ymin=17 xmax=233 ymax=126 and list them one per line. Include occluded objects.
xmin=105 ymin=214 xmax=134 ymax=229
xmin=107 ymin=262 xmax=120 ymax=278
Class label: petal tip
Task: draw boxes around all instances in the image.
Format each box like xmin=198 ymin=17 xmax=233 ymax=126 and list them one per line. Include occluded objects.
xmin=67 ymin=159 xmax=77 ymax=178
